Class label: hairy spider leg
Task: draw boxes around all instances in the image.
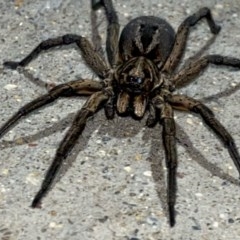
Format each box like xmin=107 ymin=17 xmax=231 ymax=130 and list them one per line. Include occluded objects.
xmin=168 ymin=95 xmax=240 ymax=176
xmin=90 ymin=0 xmax=120 ymax=119
xmin=91 ymin=0 xmax=103 ymax=11
xmin=163 ymin=7 xmax=221 ymax=74
xmin=173 ymin=55 xmax=240 ymax=88
xmin=160 ymin=104 xmax=177 ymax=227
xmin=3 ymin=35 xmax=108 ymax=79
xmin=32 ymin=89 xmax=112 ymax=207
xmin=101 ymin=0 xmax=120 ymax=67
xmin=0 ymin=80 xmax=103 ymax=138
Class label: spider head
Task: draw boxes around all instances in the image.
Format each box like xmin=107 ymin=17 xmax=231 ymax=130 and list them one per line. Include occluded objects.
xmin=116 ymin=57 xmax=159 ymax=94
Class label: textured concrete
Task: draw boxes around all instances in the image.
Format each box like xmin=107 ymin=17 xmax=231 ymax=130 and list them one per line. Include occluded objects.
xmin=0 ymin=0 xmax=240 ymax=239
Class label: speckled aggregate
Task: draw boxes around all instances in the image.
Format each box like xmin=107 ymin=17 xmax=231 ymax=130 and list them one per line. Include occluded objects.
xmin=0 ymin=0 xmax=240 ymax=239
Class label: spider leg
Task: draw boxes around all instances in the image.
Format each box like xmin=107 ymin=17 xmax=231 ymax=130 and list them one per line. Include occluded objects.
xmin=146 ymin=103 xmax=158 ymax=128
xmin=163 ymin=7 xmax=221 ymax=73
xmin=94 ymin=0 xmax=120 ymax=67
xmin=159 ymin=103 xmax=177 ymax=227
xmin=172 ymin=55 xmax=240 ymax=88
xmin=168 ymin=94 xmax=240 ymax=175
xmin=91 ymin=0 xmax=103 ymax=10
xmin=104 ymin=96 xmax=116 ymax=119
xmin=4 ymin=35 xmax=108 ymax=79
xmin=0 ymin=80 xmax=103 ymax=138
xmin=91 ymin=5 xmax=105 ymax=58
xmin=31 ymin=88 xmax=112 ymax=207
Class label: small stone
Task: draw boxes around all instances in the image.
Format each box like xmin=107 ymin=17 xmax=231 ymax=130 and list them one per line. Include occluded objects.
xmin=143 ymin=171 xmax=152 ymax=177
xmin=48 ymin=210 xmax=57 ymax=216
xmin=98 ymin=216 xmax=108 ymax=223
xmin=3 ymin=84 xmax=18 ymax=90
xmin=49 ymin=222 xmax=63 ymax=229
xmin=228 ymin=218 xmax=234 ymax=224
xmin=15 ymin=138 xmax=25 ymax=145
xmin=146 ymin=216 xmax=158 ymax=226
xmin=215 ymin=4 xmax=224 ymax=9
xmin=213 ymin=221 xmax=219 ymax=228
xmin=135 ymin=153 xmax=142 ymax=161
xmin=51 ymin=117 xmax=58 ymax=122
xmin=25 ymin=172 xmax=40 ymax=186
xmin=219 ymin=213 xmax=225 ymax=219
xmin=98 ymin=150 xmax=106 ymax=157
xmin=124 ymin=166 xmax=131 ymax=172
xmin=1 ymin=168 xmax=9 ymax=175
xmin=186 ymin=118 xmax=194 ymax=125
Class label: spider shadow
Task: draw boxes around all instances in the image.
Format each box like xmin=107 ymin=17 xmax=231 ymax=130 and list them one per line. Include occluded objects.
xmin=202 ymin=81 xmax=240 ymax=102
xmin=176 ymin=123 xmax=239 ymax=186
xmin=0 ymin=87 xmax=239 ymax=221
xmin=8 ymin=8 xmax=107 ymax=90
xmin=15 ymin=67 xmax=54 ymax=90
xmin=181 ymin=34 xmax=218 ymax=68
xmin=11 ymin=43 xmax=92 ymax=91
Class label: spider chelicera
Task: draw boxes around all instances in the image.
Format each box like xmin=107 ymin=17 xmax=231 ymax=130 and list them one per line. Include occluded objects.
xmin=1 ymin=0 xmax=240 ymax=227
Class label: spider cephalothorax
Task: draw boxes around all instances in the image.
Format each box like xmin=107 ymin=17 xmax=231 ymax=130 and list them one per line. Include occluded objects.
xmin=1 ymin=0 xmax=240 ymax=227
xmin=116 ymin=57 xmax=158 ymax=93
xmin=113 ymin=56 xmax=162 ymax=118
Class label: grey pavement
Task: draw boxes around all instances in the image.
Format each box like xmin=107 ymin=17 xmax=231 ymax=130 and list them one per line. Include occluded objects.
xmin=0 ymin=0 xmax=240 ymax=239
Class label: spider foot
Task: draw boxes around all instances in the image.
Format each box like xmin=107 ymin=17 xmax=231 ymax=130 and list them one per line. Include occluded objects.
xmin=3 ymin=61 xmax=21 ymax=70
xmin=146 ymin=113 xmax=158 ymax=128
xmin=209 ymin=21 xmax=221 ymax=35
xmin=200 ymin=7 xmax=221 ymax=34
xmin=169 ymin=205 xmax=176 ymax=227
xmin=31 ymin=190 xmax=44 ymax=209
xmin=31 ymin=199 xmax=42 ymax=209
xmin=213 ymin=25 xmax=221 ymax=34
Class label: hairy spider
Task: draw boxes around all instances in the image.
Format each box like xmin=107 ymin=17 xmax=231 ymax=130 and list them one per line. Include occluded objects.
xmin=1 ymin=0 xmax=240 ymax=227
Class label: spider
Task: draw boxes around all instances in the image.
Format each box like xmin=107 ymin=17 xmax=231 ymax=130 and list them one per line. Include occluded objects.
xmin=1 ymin=0 xmax=240 ymax=227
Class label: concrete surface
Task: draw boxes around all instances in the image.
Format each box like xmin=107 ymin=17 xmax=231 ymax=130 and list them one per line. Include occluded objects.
xmin=0 ymin=0 xmax=240 ymax=239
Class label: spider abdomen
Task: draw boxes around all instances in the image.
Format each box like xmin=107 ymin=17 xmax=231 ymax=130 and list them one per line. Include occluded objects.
xmin=119 ymin=16 xmax=175 ymax=67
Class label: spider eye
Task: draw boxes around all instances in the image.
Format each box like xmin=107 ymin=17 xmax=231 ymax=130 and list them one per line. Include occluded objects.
xmin=127 ymin=76 xmax=143 ymax=84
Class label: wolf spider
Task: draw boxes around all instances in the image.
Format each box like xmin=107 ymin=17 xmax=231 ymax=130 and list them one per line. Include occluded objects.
xmin=1 ymin=0 xmax=240 ymax=227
